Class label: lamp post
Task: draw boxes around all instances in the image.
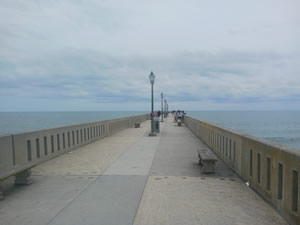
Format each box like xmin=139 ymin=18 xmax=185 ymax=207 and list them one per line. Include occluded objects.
xmin=164 ymin=99 xmax=168 ymax=117
xmin=149 ymin=71 xmax=155 ymax=134
xmin=161 ymin=93 xmax=164 ymax=122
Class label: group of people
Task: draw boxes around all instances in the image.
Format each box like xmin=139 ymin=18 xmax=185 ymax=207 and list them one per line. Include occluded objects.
xmin=173 ymin=110 xmax=185 ymax=122
xmin=150 ymin=110 xmax=185 ymax=122
xmin=150 ymin=110 xmax=164 ymax=119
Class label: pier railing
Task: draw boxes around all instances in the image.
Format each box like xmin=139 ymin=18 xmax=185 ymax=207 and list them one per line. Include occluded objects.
xmin=185 ymin=115 xmax=300 ymax=225
xmin=0 ymin=114 xmax=149 ymax=183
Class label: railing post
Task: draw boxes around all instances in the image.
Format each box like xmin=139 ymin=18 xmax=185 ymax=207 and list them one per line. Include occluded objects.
xmin=15 ymin=169 xmax=32 ymax=185
xmin=105 ymin=121 xmax=110 ymax=137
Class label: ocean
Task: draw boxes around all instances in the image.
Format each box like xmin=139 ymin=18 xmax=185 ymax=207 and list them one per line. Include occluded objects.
xmin=0 ymin=111 xmax=299 ymax=150
xmin=187 ymin=111 xmax=300 ymax=150
xmin=0 ymin=111 xmax=146 ymax=136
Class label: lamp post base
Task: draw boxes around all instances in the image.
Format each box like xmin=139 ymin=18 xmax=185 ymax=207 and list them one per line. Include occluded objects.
xmin=148 ymin=132 xmax=157 ymax=136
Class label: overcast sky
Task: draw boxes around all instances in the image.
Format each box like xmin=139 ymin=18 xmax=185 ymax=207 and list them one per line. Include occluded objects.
xmin=0 ymin=0 xmax=299 ymax=111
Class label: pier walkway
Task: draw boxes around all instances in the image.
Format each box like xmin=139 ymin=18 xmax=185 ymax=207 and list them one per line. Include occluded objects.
xmin=0 ymin=118 xmax=288 ymax=225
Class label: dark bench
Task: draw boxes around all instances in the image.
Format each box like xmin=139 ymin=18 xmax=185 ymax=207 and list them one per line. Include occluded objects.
xmin=197 ymin=149 xmax=218 ymax=173
xmin=134 ymin=122 xmax=140 ymax=128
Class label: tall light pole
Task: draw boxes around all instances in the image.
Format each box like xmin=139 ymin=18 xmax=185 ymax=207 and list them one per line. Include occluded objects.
xmin=164 ymin=99 xmax=168 ymax=117
xmin=161 ymin=93 xmax=164 ymax=122
xmin=149 ymin=71 xmax=155 ymax=134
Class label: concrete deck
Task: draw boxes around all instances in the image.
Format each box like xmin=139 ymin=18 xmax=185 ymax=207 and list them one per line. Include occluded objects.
xmin=0 ymin=118 xmax=288 ymax=225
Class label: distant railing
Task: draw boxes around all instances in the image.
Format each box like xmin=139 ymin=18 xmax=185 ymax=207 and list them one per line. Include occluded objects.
xmin=0 ymin=114 xmax=149 ymax=184
xmin=185 ymin=116 xmax=300 ymax=225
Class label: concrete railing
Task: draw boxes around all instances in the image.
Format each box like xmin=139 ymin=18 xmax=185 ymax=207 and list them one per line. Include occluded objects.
xmin=0 ymin=114 xmax=149 ymax=187
xmin=185 ymin=116 xmax=300 ymax=225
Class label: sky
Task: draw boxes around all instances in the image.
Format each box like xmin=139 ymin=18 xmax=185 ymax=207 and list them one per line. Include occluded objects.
xmin=0 ymin=0 xmax=300 ymax=111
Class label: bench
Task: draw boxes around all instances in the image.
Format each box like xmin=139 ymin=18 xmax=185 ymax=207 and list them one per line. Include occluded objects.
xmin=197 ymin=149 xmax=218 ymax=173
xmin=134 ymin=122 xmax=140 ymax=128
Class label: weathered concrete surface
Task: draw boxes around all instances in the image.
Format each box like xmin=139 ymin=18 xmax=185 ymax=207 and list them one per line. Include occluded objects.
xmin=184 ymin=116 xmax=300 ymax=225
xmin=48 ymin=175 xmax=147 ymax=225
xmin=133 ymin=176 xmax=287 ymax=225
xmin=104 ymin=135 xmax=160 ymax=176
xmin=0 ymin=175 xmax=96 ymax=225
xmin=0 ymin=114 xmax=149 ymax=182
xmin=0 ymin=117 xmax=288 ymax=225
xmin=0 ymin=120 xmax=153 ymax=225
xmin=150 ymin=122 xmax=236 ymax=178
xmin=47 ymin=121 xmax=162 ymax=225
xmin=31 ymin=124 xmax=149 ymax=176
xmin=133 ymin=119 xmax=287 ymax=225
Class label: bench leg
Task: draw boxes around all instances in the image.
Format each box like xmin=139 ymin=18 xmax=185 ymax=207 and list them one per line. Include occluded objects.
xmin=201 ymin=161 xmax=216 ymax=174
xmin=0 ymin=191 xmax=3 ymax=200
xmin=198 ymin=154 xmax=202 ymax=165
xmin=15 ymin=169 xmax=32 ymax=185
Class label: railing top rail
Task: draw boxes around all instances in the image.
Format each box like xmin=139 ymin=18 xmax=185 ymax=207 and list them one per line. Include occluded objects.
xmin=0 ymin=114 xmax=148 ymax=138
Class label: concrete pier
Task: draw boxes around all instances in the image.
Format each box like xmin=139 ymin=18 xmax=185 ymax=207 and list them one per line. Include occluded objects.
xmin=0 ymin=118 xmax=288 ymax=225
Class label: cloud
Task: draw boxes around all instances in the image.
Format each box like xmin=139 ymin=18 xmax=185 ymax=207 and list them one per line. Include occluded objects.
xmin=0 ymin=0 xmax=299 ymax=111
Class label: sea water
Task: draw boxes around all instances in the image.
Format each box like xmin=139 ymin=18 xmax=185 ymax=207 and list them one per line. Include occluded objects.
xmin=0 ymin=111 xmax=146 ymax=136
xmin=0 ymin=111 xmax=299 ymax=150
xmin=187 ymin=111 xmax=300 ymax=150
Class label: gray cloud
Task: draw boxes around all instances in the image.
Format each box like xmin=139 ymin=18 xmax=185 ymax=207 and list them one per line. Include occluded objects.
xmin=0 ymin=0 xmax=299 ymax=111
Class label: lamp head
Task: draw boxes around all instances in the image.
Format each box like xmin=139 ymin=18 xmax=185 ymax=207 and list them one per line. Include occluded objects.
xmin=149 ymin=71 xmax=155 ymax=84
